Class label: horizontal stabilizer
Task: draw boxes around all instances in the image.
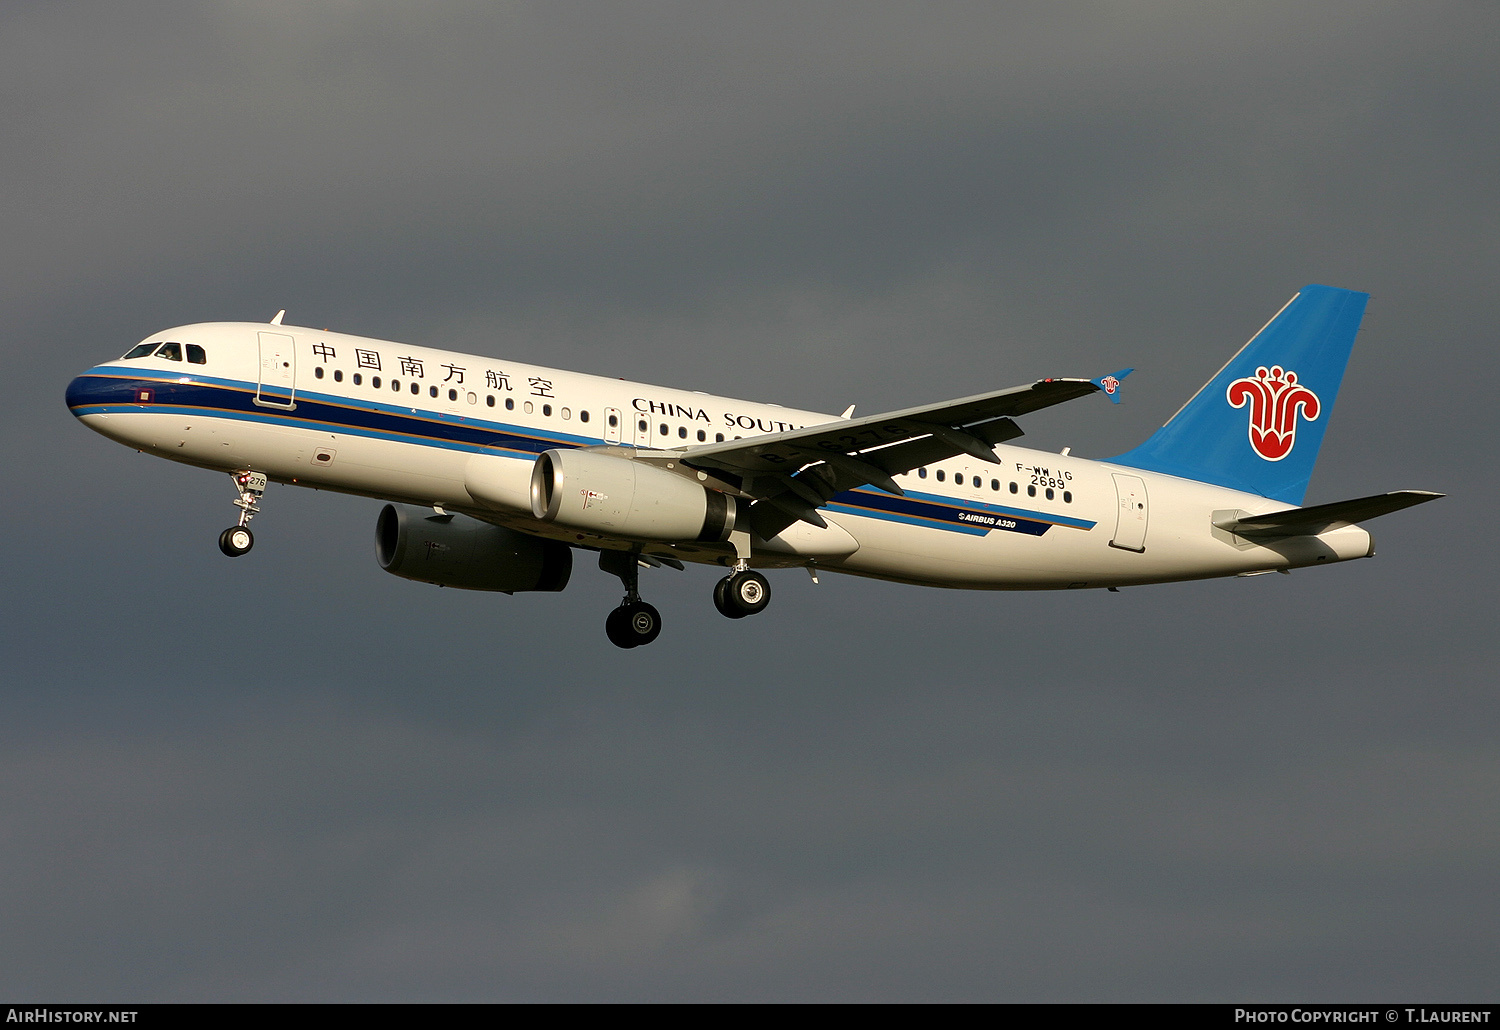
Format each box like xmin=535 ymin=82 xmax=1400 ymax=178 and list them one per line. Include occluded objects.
xmin=1214 ymin=490 xmax=1443 ymax=536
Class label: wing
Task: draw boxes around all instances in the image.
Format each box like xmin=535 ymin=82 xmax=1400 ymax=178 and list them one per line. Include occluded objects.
xmin=666 ymin=371 xmax=1131 ymax=539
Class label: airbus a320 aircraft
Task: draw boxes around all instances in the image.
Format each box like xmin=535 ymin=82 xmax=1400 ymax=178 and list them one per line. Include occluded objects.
xmin=66 ymin=285 xmax=1439 ymax=647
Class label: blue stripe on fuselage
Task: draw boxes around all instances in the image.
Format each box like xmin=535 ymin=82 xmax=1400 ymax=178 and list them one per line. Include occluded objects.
xmin=67 ymin=368 xmax=1097 ymax=538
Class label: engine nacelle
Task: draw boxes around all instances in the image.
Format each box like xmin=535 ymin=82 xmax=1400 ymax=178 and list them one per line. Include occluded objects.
xmin=530 ymin=449 xmax=737 ymax=542
xmin=375 ymin=504 xmax=572 ymax=592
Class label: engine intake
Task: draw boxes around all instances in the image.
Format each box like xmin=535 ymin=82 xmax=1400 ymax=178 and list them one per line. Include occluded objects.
xmin=530 ymin=449 xmax=737 ymax=542
xmin=375 ymin=504 xmax=572 ymax=592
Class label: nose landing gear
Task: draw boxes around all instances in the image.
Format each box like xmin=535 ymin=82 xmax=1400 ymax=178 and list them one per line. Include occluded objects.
xmin=218 ymin=471 xmax=267 ymax=557
xmin=218 ymin=525 xmax=254 ymax=557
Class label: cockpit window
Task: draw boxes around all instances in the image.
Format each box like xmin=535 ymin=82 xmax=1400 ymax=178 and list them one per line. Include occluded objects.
xmin=122 ymin=343 xmax=159 ymax=359
xmin=157 ymin=342 xmax=183 ymax=361
xmin=186 ymin=344 xmax=206 ymax=364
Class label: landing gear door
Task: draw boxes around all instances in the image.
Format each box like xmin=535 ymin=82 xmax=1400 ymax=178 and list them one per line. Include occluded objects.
xmin=1110 ymin=473 xmax=1149 ymax=552
xmin=256 ymin=332 xmax=297 ymax=409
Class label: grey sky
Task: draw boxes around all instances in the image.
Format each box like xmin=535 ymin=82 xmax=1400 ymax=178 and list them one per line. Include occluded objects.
xmin=2 ymin=1 xmax=1494 ymax=1000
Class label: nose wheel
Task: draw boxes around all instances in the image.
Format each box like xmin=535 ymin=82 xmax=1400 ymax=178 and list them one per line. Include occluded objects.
xmin=219 ymin=470 xmax=267 ymax=558
xmin=713 ymin=569 xmax=770 ymax=618
xmin=218 ymin=526 xmax=254 ymax=557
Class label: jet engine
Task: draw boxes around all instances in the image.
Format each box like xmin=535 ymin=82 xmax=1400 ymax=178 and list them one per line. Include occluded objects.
xmin=375 ymin=504 xmax=572 ymax=592
xmin=530 ymin=449 xmax=737 ymax=542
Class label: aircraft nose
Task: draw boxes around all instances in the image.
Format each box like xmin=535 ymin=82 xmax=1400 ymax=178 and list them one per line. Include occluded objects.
xmin=64 ymin=373 xmax=91 ymax=415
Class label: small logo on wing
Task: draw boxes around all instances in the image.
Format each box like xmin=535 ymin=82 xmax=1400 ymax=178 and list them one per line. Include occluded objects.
xmin=1226 ymin=365 xmax=1320 ymax=461
xmin=1099 ymin=375 xmax=1120 ymax=396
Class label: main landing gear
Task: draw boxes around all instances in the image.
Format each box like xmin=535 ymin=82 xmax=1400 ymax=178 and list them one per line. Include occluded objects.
xmin=597 ymin=550 xmax=772 ymax=648
xmin=599 ymin=549 xmax=663 ymax=649
xmin=218 ymin=471 xmax=267 ymax=557
xmin=713 ymin=568 xmax=771 ymax=619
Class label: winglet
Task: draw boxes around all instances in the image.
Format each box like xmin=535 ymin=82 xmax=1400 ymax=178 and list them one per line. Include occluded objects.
xmin=270 ymin=309 xmax=286 ymax=326
xmin=1091 ymin=368 xmax=1133 ymax=404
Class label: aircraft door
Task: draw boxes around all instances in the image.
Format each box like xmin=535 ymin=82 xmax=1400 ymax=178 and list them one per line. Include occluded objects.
xmin=604 ymin=407 xmax=622 ymax=444
xmin=1110 ymin=473 xmax=1149 ymax=552
xmin=633 ymin=411 xmax=652 ymax=448
xmin=256 ymin=332 xmax=297 ymax=408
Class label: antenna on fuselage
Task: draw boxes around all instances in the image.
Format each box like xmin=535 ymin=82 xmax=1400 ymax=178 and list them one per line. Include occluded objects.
xmin=270 ymin=310 xmax=285 ymax=325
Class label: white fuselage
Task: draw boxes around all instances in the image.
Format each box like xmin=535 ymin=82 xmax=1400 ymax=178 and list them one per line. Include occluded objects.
xmin=67 ymin=321 xmax=1374 ymax=590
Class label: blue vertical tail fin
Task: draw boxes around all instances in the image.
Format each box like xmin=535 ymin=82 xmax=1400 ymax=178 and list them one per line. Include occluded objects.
xmin=1109 ymin=285 xmax=1368 ymax=505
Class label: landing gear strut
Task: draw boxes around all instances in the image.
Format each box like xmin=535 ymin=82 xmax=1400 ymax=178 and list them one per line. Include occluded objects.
xmin=218 ymin=471 xmax=266 ymax=557
xmin=599 ymin=549 xmax=662 ymax=649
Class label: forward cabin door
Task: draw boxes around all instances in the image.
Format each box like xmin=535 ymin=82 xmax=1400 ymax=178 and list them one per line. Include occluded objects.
xmin=1110 ymin=473 xmax=1149 ymax=552
xmin=604 ymin=406 xmax=623 ymax=444
xmin=633 ymin=410 xmax=652 ymax=448
xmin=256 ymin=332 xmax=297 ymax=408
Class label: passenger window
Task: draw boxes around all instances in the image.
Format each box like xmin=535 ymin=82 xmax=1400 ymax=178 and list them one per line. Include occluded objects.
xmin=157 ymin=342 xmax=182 ymax=361
xmin=372 ymin=376 xmax=381 ymax=388
xmin=1027 ymin=485 xmax=1036 ymax=497
xmin=607 ymin=414 xmax=618 ymax=427
xmin=186 ymin=344 xmax=207 ymax=364
xmin=122 ymin=343 xmax=159 ymax=359
xmin=991 ymin=479 xmax=999 ymax=491
xmin=430 ymin=386 xmax=438 ymax=398
xmin=333 ymin=370 xmax=343 ymax=382
xmin=1009 ymin=482 xmax=1017 ymax=494
xmin=716 ymin=433 xmax=724 ymax=442
xmin=561 ymin=407 xmax=570 ymax=419
xmin=486 ymin=395 xmax=495 ymax=407
xmin=448 ymin=389 xmax=458 ymax=401
xmin=392 ymin=379 xmax=401 ymax=391
xmin=353 ymin=373 xmax=363 ymax=385
xmin=936 ymin=470 xmax=945 ymax=482
xmin=580 ymin=410 xmax=589 ymax=423
xmin=314 ymin=367 xmax=325 ymax=379
xmin=638 ymin=419 xmax=648 ymax=433
xmin=524 ymin=401 xmax=534 ymax=414
xmin=918 ymin=467 xmax=927 ymax=479
xmin=1046 ymin=487 xmax=1054 ymax=500
xmin=659 ymin=423 xmax=668 ymax=436
xmin=678 ymin=426 xmax=687 ymax=439
xmin=543 ymin=404 xmax=552 ymax=416
xmin=410 ymin=382 xmax=419 ymax=394
xmin=697 ymin=429 xmax=705 ymax=441
xmin=1063 ymin=491 xmax=1072 ymax=503
xmin=506 ymin=398 xmax=515 ymax=410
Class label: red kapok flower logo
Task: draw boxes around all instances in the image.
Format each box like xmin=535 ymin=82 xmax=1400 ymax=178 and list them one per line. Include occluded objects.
xmin=1225 ymin=365 xmax=1320 ymax=461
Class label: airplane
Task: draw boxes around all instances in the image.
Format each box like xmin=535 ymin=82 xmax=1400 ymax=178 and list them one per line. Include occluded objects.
xmin=65 ymin=284 xmax=1440 ymax=648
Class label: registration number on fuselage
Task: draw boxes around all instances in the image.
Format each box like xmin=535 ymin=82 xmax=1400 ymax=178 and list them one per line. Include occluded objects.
xmin=1016 ymin=463 xmax=1073 ymax=490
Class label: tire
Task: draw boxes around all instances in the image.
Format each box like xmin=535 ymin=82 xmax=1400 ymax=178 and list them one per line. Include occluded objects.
xmin=218 ymin=526 xmax=254 ymax=557
xmin=713 ymin=576 xmax=746 ymax=619
xmin=726 ymin=570 xmax=770 ymax=617
xmin=605 ymin=606 xmax=638 ymax=648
